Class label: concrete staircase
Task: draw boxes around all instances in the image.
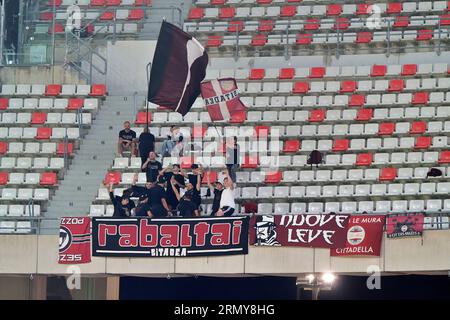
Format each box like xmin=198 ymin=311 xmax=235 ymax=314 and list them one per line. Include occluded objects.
xmin=139 ymin=0 xmax=193 ymax=39
xmin=42 ymin=95 xmax=141 ymax=233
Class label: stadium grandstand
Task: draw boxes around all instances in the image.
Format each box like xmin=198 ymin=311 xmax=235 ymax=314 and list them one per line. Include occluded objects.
xmin=0 ymin=0 xmax=450 ymax=301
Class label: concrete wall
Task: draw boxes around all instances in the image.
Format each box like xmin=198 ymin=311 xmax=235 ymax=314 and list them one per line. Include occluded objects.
xmin=0 ymin=276 xmax=31 ymax=299
xmin=1 ymin=232 xmax=450 ymax=276
xmin=0 ymin=65 xmax=83 ymax=84
xmin=105 ymin=40 xmax=157 ymax=95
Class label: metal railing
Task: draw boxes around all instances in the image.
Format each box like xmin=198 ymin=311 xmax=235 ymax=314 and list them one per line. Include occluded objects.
xmin=1 ymin=213 xmax=450 ymax=235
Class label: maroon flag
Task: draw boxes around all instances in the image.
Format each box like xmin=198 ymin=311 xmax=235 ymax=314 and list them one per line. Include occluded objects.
xmin=59 ymin=217 xmax=91 ymax=264
xmin=331 ymin=215 xmax=385 ymax=257
xmin=200 ymin=78 xmax=247 ymax=121
xmin=249 ymin=214 xmax=350 ymax=248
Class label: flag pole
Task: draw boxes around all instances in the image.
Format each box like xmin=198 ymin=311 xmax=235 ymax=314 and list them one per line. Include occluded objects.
xmin=146 ymin=62 xmax=152 ymax=131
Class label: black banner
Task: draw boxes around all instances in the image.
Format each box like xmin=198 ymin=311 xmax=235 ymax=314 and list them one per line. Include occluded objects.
xmin=92 ymin=216 xmax=249 ymax=257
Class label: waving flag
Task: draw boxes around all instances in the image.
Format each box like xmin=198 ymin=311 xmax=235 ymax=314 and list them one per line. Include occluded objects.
xmin=148 ymin=21 xmax=209 ymax=116
xmin=201 ymin=78 xmax=247 ymax=121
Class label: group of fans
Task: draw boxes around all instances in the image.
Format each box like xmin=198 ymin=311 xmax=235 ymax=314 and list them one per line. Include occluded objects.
xmin=108 ymin=121 xmax=239 ymax=218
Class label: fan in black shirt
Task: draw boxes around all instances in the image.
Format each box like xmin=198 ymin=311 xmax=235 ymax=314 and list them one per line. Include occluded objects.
xmin=148 ymin=176 xmax=171 ymax=217
xmin=206 ymin=169 xmax=223 ymax=216
xmin=118 ymin=121 xmax=137 ymax=157
xmin=106 ymin=182 xmax=135 ymax=217
xmin=138 ymin=127 xmax=155 ymax=166
xmin=170 ymin=177 xmax=199 ymax=217
xmin=182 ymin=164 xmax=202 ymax=210
xmin=164 ymin=164 xmax=185 ymax=213
xmin=142 ymin=151 xmax=165 ymax=183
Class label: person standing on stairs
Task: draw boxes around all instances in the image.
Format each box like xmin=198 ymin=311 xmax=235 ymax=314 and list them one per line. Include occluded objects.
xmin=138 ymin=127 xmax=155 ymax=166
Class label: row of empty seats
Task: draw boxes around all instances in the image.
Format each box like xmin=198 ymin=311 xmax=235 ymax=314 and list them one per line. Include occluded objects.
xmin=0 ymin=205 xmax=41 ymax=217
xmin=46 ymin=0 xmax=151 ymax=7
xmin=0 ymin=112 xmax=91 ymax=125
xmin=253 ymin=200 xmax=450 ymax=215
xmin=0 ymin=158 xmax=65 ymax=170
xmin=0 ymin=221 xmax=33 ymax=234
xmin=0 ymin=172 xmax=58 ymax=186
xmin=205 ymin=63 xmax=450 ymax=80
xmin=0 ymin=98 xmax=99 ymax=111
xmin=0 ymin=127 xmax=80 ymax=140
xmin=0 ymin=84 xmax=106 ymax=97
xmin=0 ymin=188 xmax=51 ymax=201
xmin=189 ymin=2 xmax=450 ymax=20
xmin=0 ymin=142 xmax=74 ymax=156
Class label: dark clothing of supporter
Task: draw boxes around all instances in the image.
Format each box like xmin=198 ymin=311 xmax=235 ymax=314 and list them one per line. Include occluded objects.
xmin=164 ymin=172 xmax=185 ymax=210
xmin=188 ymin=173 xmax=202 ymax=208
xmin=119 ymin=129 xmax=136 ymax=142
xmin=177 ymin=198 xmax=198 ymax=217
xmin=109 ymin=192 xmax=135 ymax=217
xmin=138 ymin=131 xmax=155 ymax=165
xmin=149 ymin=184 xmax=168 ymax=217
xmin=211 ymin=188 xmax=223 ymax=216
xmin=145 ymin=160 xmax=162 ymax=183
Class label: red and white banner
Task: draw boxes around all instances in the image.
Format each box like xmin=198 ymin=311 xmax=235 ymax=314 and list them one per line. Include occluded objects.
xmin=200 ymin=78 xmax=247 ymax=121
xmin=331 ymin=215 xmax=385 ymax=257
xmin=59 ymin=217 xmax=91 ymax=264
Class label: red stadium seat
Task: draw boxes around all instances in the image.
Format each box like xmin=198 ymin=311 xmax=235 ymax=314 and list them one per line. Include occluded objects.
xmin=243 ymin=202 xmax=257 ymax=214
xmin=135 ymin=0 xmax=151 ymax=5
xmin=280 ymin=6 xmax=297 ymax=17
xmin=333 ymin=18 xmax=349 ymax=30
xmin=356 ymin=4 xmax=371 ymax=15
xmin=340 ymin=80 xmax=357 ymax=93
xmin=308 ymin=110 xmax=325 ymax=123
xmin=332 ymin=139 xmax=349 ymax=152
xmin=229 ymin=110 xmax=246 ymax=123
xmin=412 ymin=92 xmax=429 ymax=105
xmin=401 ymin=64 xmax=417 ymax=76
xmin=67 ymin=98 xmax=84 ymax=110
xmin=217 ymin=142 xmax=225 ymax=154
xmin=201 ymin=171 xmax=217 ymax=185
xmin=388 ymin=79 xmax=405 ymax=92
xmin=349 ymin=95 xmax=365 ymax=107
xmin=371 ymin=65 xmax=387 ymax=77
xmin=90 ymin=84 xmax=107 ymax=96
xmin=249 ymin=68 xmax=265 ymax=80
xmin=48 ymin=23 xmax=64 ymax=34
xmin=188 ymin=8 xmax=204 ymax=19
xmin=40 ymin=12 xmax=54 ymax=21
xmin=387 ymin=2 xmax=402 ymax=14
xmin=0 ymin=142 xmax=7 ymax=155
xmin=356 ymin=108 xmax=373 ymax=121
xmin=283 ymin=140 xmax=300 ymax=153
xmin=36 ymin=127 xmax=52 ymax=140
xmin=211 ymin=0 xmax=226 ymax=4
xmin=0 ymin=98 xmax=8 ymax=110
xmin=106 ymin=0 xmax=122 ymax=5
xmin=309 ymin=67 xmax=325 ymax=78
xmin=91 ymin=0 xmax=106 ymax=6
xmin=207 ymin=35 xmax=223 ymax=47
xmin=0 ymin=172 xmax=8 ymax=185
xmin=447 ymin=1 xmax=450 ymax=11
xmin=100 ymin=11 xmax=114 ymax=20
xmin=296 ymin=33 xmax=313 ymax=45
xmin=327 ymin=4 xmax=342 ymax=16
xmin=45 ymin=84 xmax=62 ymax=96
xmin=416 ymin=29 xmax=434 ymax=41
xmin=57 ymin=142 xmax=74 ymax=155
xmin=415 ymin=137 xmax=432 ymax=150
xmin=40 ymin=172 xmax=57 ymax=186
xmin=410 ymin=121 xmax=427 ymax=134
xmin=228 ymin=21 xmax=244 ymax=32
xmin=104 ymin=172 xmax=121 ymax=185
xmin=378 ymin=123 xmax=395 ymax=135
xmin=287 ymin=0 xmax=302 ymax=2
xmin=180 ymin=157 xmax=194 ymax=169
xmin=31 ymin=113 xmax=47 ymax=125
xmin=257 ymin=0 xmax=272 ymax=3
xmin=192 ymin=126 xmax=207 ymax=139
xmin=355 ymin=32 xmax=372 ymax=43
xmin=47 ymin=0 xmax=62 ymax=6
xmin=438 ymin=151 xmax=450 ymax=164
xmin=394 ymin=16 xmax=409 ymax=28
xmin=255 ymin=126 xmax=270 ymax=137
xmin=128 ymin=9 xmax=144 ymax=20
xmin=265 ymin=171 xmax=282 ymax=184
xmin=258 ymin=20 xmax=274 ymax=32
xmin=241 ymin=155 xmax=258 ymax=169
xmin=304 ymin=18 xmax=319 ymax=30
xmin=251 ymin=34 xmax=267 ymax=47
xmin=135 ymin=112 xmax=152 ymax=125
xmin=440 ymin=14 xmax=450 ymax=25
xmin=293 ymin=82 xmax=310 ymax=94
xmin=380 ymin=168 xmax=397 ymax=181
xmin=356 ymin=153 xmax=373 ymax=166
xmin=279 ymin=68 xmax=295 ymax=79
xmin=219 ymin=7 xmax=235 ymax=19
